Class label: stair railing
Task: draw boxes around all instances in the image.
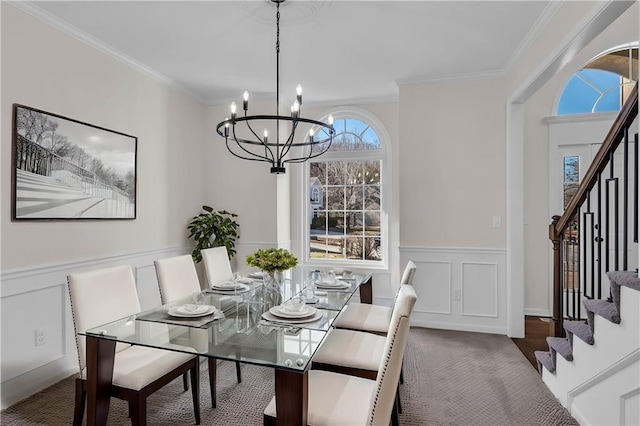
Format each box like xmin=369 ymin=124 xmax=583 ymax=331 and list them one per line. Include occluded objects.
xmin=549 ymin=83 xmax=638 ymax=336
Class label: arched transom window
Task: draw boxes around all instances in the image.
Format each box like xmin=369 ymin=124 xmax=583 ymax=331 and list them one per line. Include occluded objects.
xmin=557 ymin=46 xmax=638 ymax=115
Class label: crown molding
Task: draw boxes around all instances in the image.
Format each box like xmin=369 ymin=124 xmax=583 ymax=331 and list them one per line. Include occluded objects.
xmin=8 ymin=1 xmax=208 ymax=105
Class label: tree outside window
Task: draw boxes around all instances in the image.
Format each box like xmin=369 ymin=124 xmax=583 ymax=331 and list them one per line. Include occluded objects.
xmin=308 ymin=117 xmax=384 ymax=262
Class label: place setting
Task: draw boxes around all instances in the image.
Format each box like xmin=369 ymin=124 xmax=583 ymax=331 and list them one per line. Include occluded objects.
xmin=260 ymin=295 xmax=325 ymax=328
xmin=206 ymin=273 xmax=253 ymax=294
xmin=314 ymin=271 xmax=352 ymax=290
xmin=137 ymin=291 xmax=225 ymax=328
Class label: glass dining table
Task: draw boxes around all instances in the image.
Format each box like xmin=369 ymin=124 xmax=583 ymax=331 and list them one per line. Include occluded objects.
xmin=81 ymin=269 xmax=372 ymax=426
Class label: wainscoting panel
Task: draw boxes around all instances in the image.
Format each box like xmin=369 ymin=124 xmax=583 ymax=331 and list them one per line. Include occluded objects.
xmin=0 ymin=245 xmax=191 ymax=409
xmin=1 ymin=285 xmax=66 ymax=382
xmin=461 ymin=262 xmax=498 ymax=318
xmin=400 ymin=247 xmax=507 ymax=335
xmin=416 ymin=261 xmax=452 ymax=315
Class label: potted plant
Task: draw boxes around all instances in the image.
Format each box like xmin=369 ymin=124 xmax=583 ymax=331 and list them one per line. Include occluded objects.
xmin=246 ymin=248 xmax=298 ymax=275
xmin=246 ymin=248 xmax=298 ymax=307
xmin=187 ymin=205 xmax=240 ymax=263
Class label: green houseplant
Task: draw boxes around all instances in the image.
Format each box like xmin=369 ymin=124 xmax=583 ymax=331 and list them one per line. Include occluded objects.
xmin=245 ymin=248 xmax=298 ymax=274
xmin=246 ymin=248 xmax=298 ymax=308
xmin=187 ymin=205 xmax=239 ymax=263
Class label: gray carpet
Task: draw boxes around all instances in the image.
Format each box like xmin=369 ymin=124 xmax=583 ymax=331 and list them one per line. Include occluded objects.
xmin=1 ymin=328 xmax=577 ymax=425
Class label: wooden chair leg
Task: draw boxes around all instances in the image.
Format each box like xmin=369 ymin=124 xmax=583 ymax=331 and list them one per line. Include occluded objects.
xmin=73 ymin=378 xmax=86 ymax=426
xmin=183 ymin=372 xmax=189 ymax=391
xmin=130 ymin=394 xmax=147 ymax=426
xmin=263 ymin=413 xmax=277 ymax=426
xmin=235 ymin=361 xmax=242 ymax=383
xmin=208 ymin=358 xmax=217 ymax=408
xmin=392 ymin=397 xmax=400 ymax=426
xmin=190 ymin=361 xmax=201 ymax=425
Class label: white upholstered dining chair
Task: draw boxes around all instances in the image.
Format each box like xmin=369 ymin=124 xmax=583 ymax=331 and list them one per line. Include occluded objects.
xmin=201 ymin=246 xmax=234 ymax=288
xmin=332 ymin=260 xmax=417 ymax=334
xmin=154 ymin=254 xmax=243 ymax=408
xmin=263 ymin=284 xmax=417 ymax=425
xmin=68 ymin=265 xmax=200 ymax=426
xmin=310 ymin=282 xmax=417 ymax=424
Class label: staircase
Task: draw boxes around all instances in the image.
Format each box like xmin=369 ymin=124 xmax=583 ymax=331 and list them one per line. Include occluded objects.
xmin=535 ymin=272 xmax=640 ymax=424
xmin=537 ymin=83 xmax=639 ymax=425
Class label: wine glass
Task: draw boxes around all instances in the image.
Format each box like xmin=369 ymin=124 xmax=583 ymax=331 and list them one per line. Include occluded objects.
xmin=191 ymin=290 xmax=204 ymax=305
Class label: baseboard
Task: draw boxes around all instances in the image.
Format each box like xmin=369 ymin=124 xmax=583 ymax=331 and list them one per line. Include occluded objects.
xmin=1 ymin=359 xmax=77 ymax=410
xmin=525 ymin=308 xmax=551 ymax=317
xmin=569 ymin=405 xmax=589 ymax=426
xmin=410 ymin=318 xmax=507 ymax=336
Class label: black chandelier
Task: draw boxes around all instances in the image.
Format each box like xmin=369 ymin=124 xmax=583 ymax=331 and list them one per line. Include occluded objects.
xmin=215 ymin=0 xmax=335 ymax=174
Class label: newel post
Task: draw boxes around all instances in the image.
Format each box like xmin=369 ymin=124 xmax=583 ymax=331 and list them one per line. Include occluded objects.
xmin=549 ymin=215 xmax=563 ymax=337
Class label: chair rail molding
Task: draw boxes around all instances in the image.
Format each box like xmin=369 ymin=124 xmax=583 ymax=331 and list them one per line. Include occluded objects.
xmin=399 ymin=246 xmax=507 ymax=335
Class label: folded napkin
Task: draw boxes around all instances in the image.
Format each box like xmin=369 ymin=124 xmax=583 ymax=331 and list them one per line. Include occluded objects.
xmin=180 ymin=304 xmax=210 ymax=314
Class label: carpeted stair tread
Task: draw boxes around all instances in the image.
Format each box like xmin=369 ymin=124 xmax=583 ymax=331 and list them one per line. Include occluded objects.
xmin=607 ymin=270 xmax=640 ymax=292
xmin=546 ymin=337 xmax=573 ymax=361
xmin=535 ymin=351 xmax=555 ymax=374
xmin=563 ymin=320 xmax=594 ymax=345
xmin=583 ymin=297 xmax=621 ymax=324
xmin=606 ymin=271 xmax=640 ymax=315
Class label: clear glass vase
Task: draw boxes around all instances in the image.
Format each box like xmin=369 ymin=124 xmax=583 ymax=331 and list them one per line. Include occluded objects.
xmin=262 ymin=270 xmax=284 ymax=309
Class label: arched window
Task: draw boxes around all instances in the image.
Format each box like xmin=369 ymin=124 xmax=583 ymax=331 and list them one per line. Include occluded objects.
xmin=305 ymin=112 xmax=388 ymax=265
xmin=557 ymin=46 xmax=637 ymax=115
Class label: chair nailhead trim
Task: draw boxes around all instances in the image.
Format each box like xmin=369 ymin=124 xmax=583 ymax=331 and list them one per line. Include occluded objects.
xmin=67 ymin=278 xmax=84 ymax=377
xmin=368 ymin=314 xmax=407 ymax=425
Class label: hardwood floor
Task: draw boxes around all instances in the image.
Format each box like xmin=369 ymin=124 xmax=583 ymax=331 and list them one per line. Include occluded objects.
xmin=511 ymin=316 xmax=554 ymax=368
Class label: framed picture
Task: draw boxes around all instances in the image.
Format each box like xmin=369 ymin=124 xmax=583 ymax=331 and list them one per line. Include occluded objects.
xmin=11 ymin=104 xmax=137 ymax=220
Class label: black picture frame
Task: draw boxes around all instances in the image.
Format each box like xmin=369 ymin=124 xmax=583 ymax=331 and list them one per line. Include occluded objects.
xmin=11 ymin=104 xmax=137 ymax=220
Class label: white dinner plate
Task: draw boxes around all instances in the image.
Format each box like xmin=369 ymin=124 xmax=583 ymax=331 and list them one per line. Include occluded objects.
xmin=269 ymin=305 xmax=317 ymax=319
xmin=168 ymin=305 xmax=216 ymax=318
xmin=211 ymin=281 xmax=248 ymax=290
xmin=261 ymin=310 xmax=324 ymax=324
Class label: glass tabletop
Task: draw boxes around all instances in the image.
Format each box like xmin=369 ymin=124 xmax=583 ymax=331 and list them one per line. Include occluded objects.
xmin=82 ymin=273 xmax=370 ymax=372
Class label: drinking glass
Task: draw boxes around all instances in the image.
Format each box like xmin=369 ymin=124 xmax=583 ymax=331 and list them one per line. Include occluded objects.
xmin=191 ymin=290 xmax=204 ymax=305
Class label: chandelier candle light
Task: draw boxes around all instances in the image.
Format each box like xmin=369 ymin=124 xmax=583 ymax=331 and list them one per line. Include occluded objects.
xmin=216 ymin=0 xmax=335 ymax=174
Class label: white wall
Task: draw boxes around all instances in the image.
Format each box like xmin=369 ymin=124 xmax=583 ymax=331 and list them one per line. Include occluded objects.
xmin=398 ymin=77 xmax=507 ymax=248
xmin=397 ymin=77 xmax=509 ymax=333
xmin=1 ymin=4 xmax=206 ymax=269
xmin=0 ymin=3 xmax=206 ymax=408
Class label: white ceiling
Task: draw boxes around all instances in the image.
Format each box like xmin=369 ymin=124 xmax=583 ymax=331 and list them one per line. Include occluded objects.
xmin=24 ymin=0 xmax=553 ymax=106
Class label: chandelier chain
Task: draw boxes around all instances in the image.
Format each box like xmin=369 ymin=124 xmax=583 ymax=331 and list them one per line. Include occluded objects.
xmin=275 ymin=2 xmax=281 ymax=155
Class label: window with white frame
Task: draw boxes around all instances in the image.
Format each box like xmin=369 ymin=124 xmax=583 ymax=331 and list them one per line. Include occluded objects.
xmin=306 ymin=115 xmax=386 ymax=263
xmin=557 ymin=46 xmax=637 ymax=115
